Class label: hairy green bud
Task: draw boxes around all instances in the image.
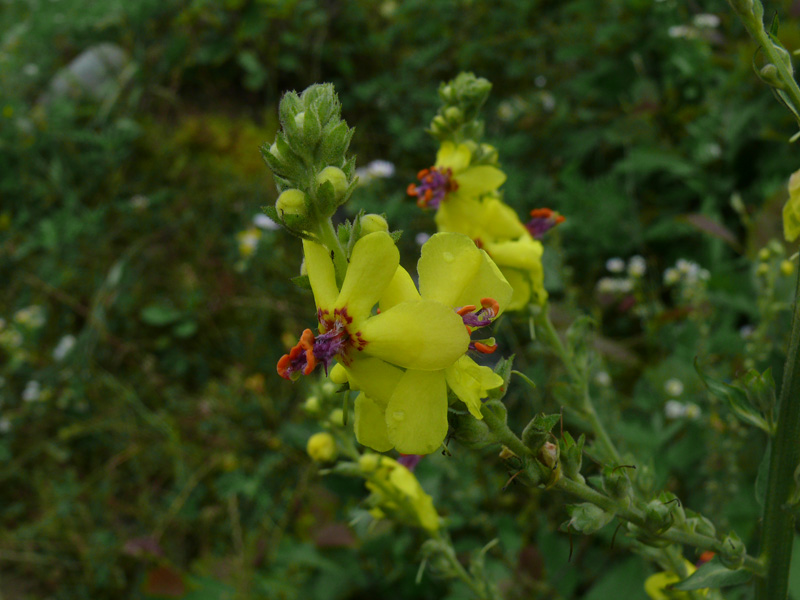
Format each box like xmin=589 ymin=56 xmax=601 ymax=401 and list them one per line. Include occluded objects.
xmin=316 ymin=166 xmax=349 ymax=201
xmin=276 ymin=189 xmax=307 ymax=217
xmin=719 ymin=531 xmax=745 ymax=569
xmin=359 ymin=214 xmax=389 ymax=235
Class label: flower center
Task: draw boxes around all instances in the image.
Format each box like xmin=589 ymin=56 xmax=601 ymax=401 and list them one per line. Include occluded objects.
xmin=455 ymin=297 xmax=499 ymax=354
xmin=277 ymin=307 xmax=367 ymax=380
xmin=407 ymin=167 xmax=458 ymax=209
xmin=526 ymin=208 xmax=565 ymax=239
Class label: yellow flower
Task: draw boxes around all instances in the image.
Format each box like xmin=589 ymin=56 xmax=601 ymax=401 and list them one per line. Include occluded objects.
xmin=644 ymin=560 xmax=707 ymax=599
xmin=784 ymin=168 xmax=800 ymax=242
xmin=362 ymin=455 xmax=440 ymax=532
xmin=407 ymin=141 xmax=506 ymax=209
xmin=346 ymin=233 xmax=512 ymax=454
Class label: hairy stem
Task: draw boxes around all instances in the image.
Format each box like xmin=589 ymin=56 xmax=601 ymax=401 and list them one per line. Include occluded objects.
xmin=756 ymin=265 xmax=800 ymax=599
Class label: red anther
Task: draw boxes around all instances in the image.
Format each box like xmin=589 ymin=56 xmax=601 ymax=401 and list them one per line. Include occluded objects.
xmin=417 ymin=168 xmax=430 ymax=180
xmin=480 ymin=297 xmax=499 ymax=315
xmin=473 ymin=342 xmax=498 ymax=354
xmin=406 ymin=183 xmax=418 ymax=196
xmin=456 ymin=304 xmax=476 ymax=316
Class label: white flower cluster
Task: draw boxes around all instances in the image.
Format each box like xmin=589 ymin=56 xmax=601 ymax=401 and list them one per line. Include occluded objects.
xmin=664 ymin=399 xmax=701 ymax=420
xmin=355 ymin=160 xmax=395 ymax=184
xmin=13 ymin=305 xmax=45 ymax=329
xmin=668 ymin=13 xmax=719 ymax=39
xmin=597 ymin=256 xmax=646 ymax=295
xmin=663 ymin=259 xmax=710 ymax=287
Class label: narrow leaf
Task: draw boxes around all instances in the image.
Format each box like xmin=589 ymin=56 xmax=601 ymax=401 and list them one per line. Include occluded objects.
xmin=673 ymin=557 xmax=751 ymax=590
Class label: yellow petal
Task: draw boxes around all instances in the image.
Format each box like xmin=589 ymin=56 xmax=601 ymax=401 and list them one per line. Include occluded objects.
xmin=379 ymin=266 xmax=420 ymax=312
xmin=445 ymin=356 xmax=503 ymax=418
xmin=418 ymin=232 xmax=512 ymax=313
xmin=483 ymin=235 xmax=543 ymax=271
xmin=434 ymin=195 xmax=486 ymax=239
xmin=361 ymin=300 xmax=469 ymax=370
xmin=354 ymin=393 xmax=393 ymax=452
xmin=435 ymin=141 xmax=471 ymax=173
xmin=500 ymin=268 xmax=533 ymax=310
xmin=480 ymin=196 xmax=527 ymax=239
xmin=335 ymin=232 xmax=399 ymax=326
xmin=343 ymin=357 xmax=404 ymax=407
xmin=784 ymin=169 xmax=800 ymax=242
xmin=387 ymin=465 xmax=440 ymax=532
xmin=302 ymin=239 xmax=339 ymax=310
xmin=385 ymin=369 xmax=448 ymax=454
xmin=452 ymin=165 xmax=506 ymax=198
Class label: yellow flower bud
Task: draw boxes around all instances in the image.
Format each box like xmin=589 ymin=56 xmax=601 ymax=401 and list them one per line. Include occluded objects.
xmin=359 ymin=453 xmax=380 ymax=473
xmin=329 ymin=363 xmax=348 ymax=384
xmin=316 ymin=166 xmax=348 ymax=200
xmin=360 ymin=214 xmax=389 ymax=235
xmin=294 ymin=112 xmax=305 ymax=128
xmin=781 ymin=259 xmax=794 ymax=276
xmin=329 ymin=408 xmax=344 ymax=426
xmin=269 ymin=142 xmax=281 ymax=160
xmin=304 ymin=396 xmax=320 ymax=413
xmin=276 ymin=189 xmax=306 ymax=217
xmin=758 ymin=248 xmax=771 ymax=261
xmin=757 ymin=263 xmax=770 ymax=277
xmin=307 ymin=432 xmax=337 ymax=463
xmin=444 ymin=106 xmax=463 ymax=123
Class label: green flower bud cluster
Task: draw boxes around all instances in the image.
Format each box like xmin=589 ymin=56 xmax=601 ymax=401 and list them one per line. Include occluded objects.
xmin=261 ymin=84 xmax=356 ymax=233
xmin=429 ymin=72 xmax=492 ymax=144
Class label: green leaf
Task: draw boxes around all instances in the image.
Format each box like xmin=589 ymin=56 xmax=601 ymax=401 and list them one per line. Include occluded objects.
xmin=672 ymin=557 xmax=752 ymax=590
xmin=291 ymin=274 xmax=311 ymax=290
xmin=140 ymin=304 xmax=182 ymax=326
xmin=695 ymin=358 xmax=771 ymax=434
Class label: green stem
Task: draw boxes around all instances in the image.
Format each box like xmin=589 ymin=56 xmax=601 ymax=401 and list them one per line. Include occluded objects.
xmin=480 ymin=403 xmax=531 ymax=459
xmin=432 ymin=532 xmax=493 ymax=600
xmin=756 ymin=266 xmax=800 ymax=599
xmin=316 ymin=218 xmax=348 ymax=286
xmin=538 ymin=308 xmax=621 ymax=464
xmin=730 ymin=1 xmax=800 ymax=127
xmin=555 ymin=477 xmax=766 ymax=577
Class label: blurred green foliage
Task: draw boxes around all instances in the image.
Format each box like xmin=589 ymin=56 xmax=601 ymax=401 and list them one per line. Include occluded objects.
xmin=2 ymin=0 xmax=800 ymax=597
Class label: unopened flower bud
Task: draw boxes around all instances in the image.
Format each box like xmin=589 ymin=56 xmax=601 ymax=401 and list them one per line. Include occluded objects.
xmin=358 ymin=452 xmax=380 ymax=473
xmin=359 ymin=214 xmax=389 ymax=235
xmin=719 ymin=532 xmax=745 ymax=569
xmin=329 ymin=408 xmax=344 ymax=426
xmin=317 ymin=166 xmax=348 ymax=201
xmin=294 ymin=111 xmax=305 ymax=128
xmin=276 ymin=189 xmax=306 ymax=217
xmin=431 ymin=115 xmax=447 ymax=132
xmin=307 ymin=432 xmax=337 ymax=463
xmin=329 ymin=363 xmax=348 ymax=384
xmin=304 ymin=396 xmax=320 ymax=413
xmin=756 ymin=263 xmax=770 ymax=277
xmin=269 ymin=142 xmax=282 ymax=160
xmin=444 ymin=106 xmax=462 ymax=124
xmin=759 ymin=64 xmax=783 ymax=87
xmin=759 ymin=247 xmax=771 ymax=261
xmin=781 ymin=259 xmax=794 ymax=276
xmin=644 ymin=499 xmax=673 ymax=534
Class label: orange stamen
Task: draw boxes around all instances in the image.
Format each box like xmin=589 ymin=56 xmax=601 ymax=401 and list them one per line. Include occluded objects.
xmin=480 ymin=297 xmax=499 ymax=315
xmin=555 ymin=215 xmax=565 ymax=224
xmin=698 ymin=551 xmax=715 ymax=565
xmin=276 ymin=329 xmax=317 ymax=379
xmin=456 ymin=305 xmax=476 ymax=316
xmin=530 ymin=208 xmax=554 ymax=218
xmin=473 ymin=342 xmax=498 ymax=354
xmin=417 ymin=168 xmax=430 ymax=180
xmin=406 ymin=183 xmax=418 ymax=196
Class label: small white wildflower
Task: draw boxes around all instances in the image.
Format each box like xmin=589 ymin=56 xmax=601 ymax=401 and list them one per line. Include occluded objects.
xmin=685 ymin=403 xmax=702 ymax=419
xmin=23 ymin=63 xmax=40 ymax=77
xmin=597 ymin=277 xmax=619 ymax=294
xmin=53 ymin=334 xmax=76 ymax=361
xmin=535 ymin=75 xmax=547 ymax=88
xmin=14 ymin=305 xmax=45 ymax=328
xmin=594 ymin=371 xmax=611 ymax=387
xmin=668 ymin=25 xmax=693 ymax=38
xmin=616 ymin=278 xmax=634 ymax=293
xmin=699 ymin=269 xmax=710 ymax=281
xmin=663 ymin=268 xmax=680 ymax=286
xmin=253 ymin=214 xmax=279 ymax=230
xmin=130 ymin=195 xmax=149 ymax=210
xmin=415 ymin=232 xmax=431 ymax=246
xmin=606 ymin=257 xmax=625 ymax=273
xmin=628 ymin=255 xmax=647 ymax=277
xmin=22 ymin=380 xmax=41 ymax=402
xmin=676 ymin=259 xmax=692 ymax=274
xmin=665 ymin=378 xmax=684 ymax=397
xmin=0 ymin=418 xmax=10 ymax=434
xmin=693 ymin=13 xmax=720 ymax=28
xmin=540 ymin=92 xmax=556 ymax=112
xmin=739 ymin=325 xmax=755 ymax=339
xmin=366 ymin=159 xmax=395 ymax=178
xmin=665 ymin=400 xmax=688 ymax=419
xmin=496 ymin=101 xmax=515 ymax=121
xmin=236 ymin=227 xmax=261 ymax=258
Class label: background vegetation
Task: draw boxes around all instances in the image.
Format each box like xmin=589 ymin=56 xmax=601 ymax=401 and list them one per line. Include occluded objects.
xmin=2 ymin=0 xmax=800 ymax=597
